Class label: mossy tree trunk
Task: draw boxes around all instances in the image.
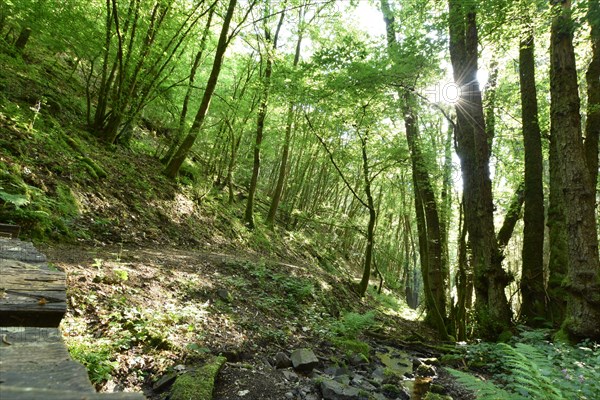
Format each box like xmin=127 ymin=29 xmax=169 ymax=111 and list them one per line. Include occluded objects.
xmin=448 ymin=0 xmax=512 ymax=339
xmin=518 ymin=28 xmax=546 ymax=325
xmin=585 ymin=0 xmax=600 ymax=190
xmin=550 ymin=0 xmax=600 ymax=341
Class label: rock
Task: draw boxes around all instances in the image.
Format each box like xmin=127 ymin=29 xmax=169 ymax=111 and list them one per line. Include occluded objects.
xmin=216 ymin=288 xmax=233 ymax=302
xmin=325 ymin=366 xmax=352 ymax=377
xmin=152 ymin=371 xmax=178 ymax=392
xmin=370 ymin=367 xmax=385 ymax=383
xmin=333 ymin=374 xmax=351 ymax=385
xmin=320 ymin=379 xmax=362 ymax=400
xmin=170 ymin=356 xmax=226 ymax=400
xmin=274 ymin=351 xmax=293 ymax=369
xmin=282 ymin=370 xmax=299 ymax=382
xmin=416 ymin=363 xmax=436 ymax=377
xmin=421 ymin=357 xmax=440 ymax=367
xmin=291 ymin=348 xmax=319 ymax=372
xmin=237 ymin=389 xmax=250 ymax=396
xmin=284 ymin=392 xmax=295 ymax=399
xmin=348 ymin=353 xmax=367 ymax=366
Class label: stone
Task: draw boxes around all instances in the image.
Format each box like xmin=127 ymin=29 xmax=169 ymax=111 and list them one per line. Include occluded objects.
xmin=370 ymin=367 xmax=385 ymax=383
xmin=284 ymin=392 xmax=295 ymax=399
xmin=274 ymin=351 xmax=293 ymax=369
xmin=333 ymin=374 xmax=351 ymax=385
xmin=152 ymin=371 xmax=178 ymax=392
xmin=291 ymin=348 xmax=319 ymax=372
xmin=320 ymin=379 xmax=361 ymax=400
xmin=216 ymin=288 xmax=233 ymax=302
xmin=348 ymin=353 xmax=367 ymax=366
xmin=282 ymin=370 xmax=299 ymax=382
xmin=416 ymin=363 xmax=436 ymax=377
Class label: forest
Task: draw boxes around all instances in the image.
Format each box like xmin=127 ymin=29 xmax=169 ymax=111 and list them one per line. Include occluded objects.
xmin=0 ymin=0 xmax=599 ymax=399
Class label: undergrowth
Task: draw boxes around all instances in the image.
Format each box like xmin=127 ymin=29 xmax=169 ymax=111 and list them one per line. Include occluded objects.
xmin=448 ymin=328 xmax=600 ymax=399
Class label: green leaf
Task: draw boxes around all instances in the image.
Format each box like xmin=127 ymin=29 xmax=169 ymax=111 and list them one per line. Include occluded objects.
xmin=0 ymin=190 xmax=30 ymax=207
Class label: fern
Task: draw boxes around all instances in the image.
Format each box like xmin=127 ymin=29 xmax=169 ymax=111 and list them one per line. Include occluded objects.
xmin=447 ymin=368 xmax=527 ymax=400
xmin=496 ymin=343 xmax=565 ymax=399
xmin=450 ymin=331 xmax=600 ymax=399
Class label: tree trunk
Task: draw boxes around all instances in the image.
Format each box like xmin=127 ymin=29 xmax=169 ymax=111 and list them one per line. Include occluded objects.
xmin=162 ymin=6 xmax=215 ymax=165
xmin=14 ymin=27 xmax=31 ymax=52
xmin=585 ymin=0 xmax=599 ymax=190
xmin=518 ymin=32 xmax=546 ymax=325
xmin=357 ymin=133 xmax=377 ymax=297
xmin=550 ymin=0 xmax=600 ymax=340
xmin=496 ymin=181 xmax=525 ymax=252
xmin=266 ymin=16 xmax=304 ymax=226
xmin=244 ymin=3 xmax=286 ymax=228
xmin=448 ymin=0 xmax=511 ymax=339
xmin=165 ymin=0 xmax=237 ymax=179
xmin=380 ymin=0 xmax=448 ymax=338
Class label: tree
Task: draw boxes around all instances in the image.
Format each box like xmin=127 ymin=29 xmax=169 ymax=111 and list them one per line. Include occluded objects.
xmin=518 ymin=6 xmax=546 ymax=325
xmin=244 ymin=0 xmax=286 ymax=228
xmin=380 ymin=0 xmax=449 ymax=339
xmin=448 ymin=0 xmax=512 ymax=338
xmin=165 ymin=0 xmax=240 ymax=178
xmin=162 ymin=3 xmax=216 ymax=165
xmin=549 ymin=0 xmax=600 ymax=340
xmin=585 ymin=0 xmax=599 ymax=190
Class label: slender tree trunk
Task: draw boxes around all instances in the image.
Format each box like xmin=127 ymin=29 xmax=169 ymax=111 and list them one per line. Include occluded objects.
xmin=448 ymin=0 xmax=511 ymax=339
xmin=357 ymin=133 xmax=377 ymax=297
xmin=404 ymin=99 xmax=449 ymax=339
xmin=497 ymin=181 xmax=525 ymax=253
xmin=266 ymin=17 xmax=303 ymax=226
xmin=454 ymin=201 xmax=470 ymax=341
xmin=163 ymin=6 xmax=215 ymax=164
xmin=550 ymin=0 xmax=600 ymax=340
xmin=165 ymin=0 xmax=238 ymax=179
xmin=381 ymin=0 xmax=448 ymax=338
xmin=518 ymin=32 xmax=546 ymax=325
xmin=244 ymin=3 xmax=286 ymax=228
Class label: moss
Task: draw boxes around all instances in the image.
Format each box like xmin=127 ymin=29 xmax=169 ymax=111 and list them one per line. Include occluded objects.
xmin=77 ymin=156 xmax=107 ymax=179
xmin=170 ymin=356 xmax=226 ymax=400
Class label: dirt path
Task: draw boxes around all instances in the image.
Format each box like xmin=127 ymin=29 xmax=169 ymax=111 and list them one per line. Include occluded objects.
xmin=39 ymin=243 xmax=472 ymax=399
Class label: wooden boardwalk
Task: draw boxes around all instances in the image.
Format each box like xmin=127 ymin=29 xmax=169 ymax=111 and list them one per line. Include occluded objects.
xmin=0 ymin=234 xmax=145 ymax=399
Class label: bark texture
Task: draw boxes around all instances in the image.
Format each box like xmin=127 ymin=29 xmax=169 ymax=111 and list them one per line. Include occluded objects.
xmin=550 ymin=0 xmax=600 ymax=340
xmin=518 ymin=33 xmax=546 ymax=325
xmin=448 ymin=0 xmax=511 ymax=338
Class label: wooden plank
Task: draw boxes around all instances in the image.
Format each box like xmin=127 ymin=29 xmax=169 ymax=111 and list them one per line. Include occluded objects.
xmin=0 ymin=386 xmax=146 ymax=399
xmin=0 ymin=261 xmax=66 ymax=327
xmin=0 ymin=224 xmax=20 ymax=239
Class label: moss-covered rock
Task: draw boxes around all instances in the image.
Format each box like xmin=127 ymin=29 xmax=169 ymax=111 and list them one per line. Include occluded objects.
xmin=170 ymin=356 xmax=226 ymax=400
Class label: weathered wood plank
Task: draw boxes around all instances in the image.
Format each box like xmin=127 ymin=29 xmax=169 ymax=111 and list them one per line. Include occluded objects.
xmin=0 ymin=260 xmax=66 ymax=327
xmin=0 ymin=386 xmax=146 ymax=399
xmin=0 ymin=224 xmax=20 ymax=239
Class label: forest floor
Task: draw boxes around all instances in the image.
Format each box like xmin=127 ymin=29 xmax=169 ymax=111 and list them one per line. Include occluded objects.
xmin=41 ymin=242 xmax=474 ymax=400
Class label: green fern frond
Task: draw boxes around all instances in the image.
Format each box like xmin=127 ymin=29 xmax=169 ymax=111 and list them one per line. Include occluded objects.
xmin=496 ymin=343 xmax=565 ymax=400
xmin=447 ymin=368 xmax=527 ymax=400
